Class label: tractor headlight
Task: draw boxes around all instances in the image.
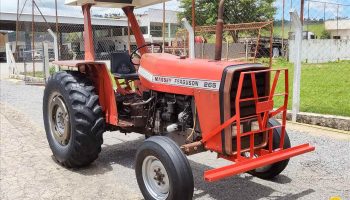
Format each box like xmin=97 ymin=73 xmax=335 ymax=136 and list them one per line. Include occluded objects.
xmin=251 ymin=121 xmax=259 ymax=131
xmin=232 ymin=124 xmax=243 ymax=136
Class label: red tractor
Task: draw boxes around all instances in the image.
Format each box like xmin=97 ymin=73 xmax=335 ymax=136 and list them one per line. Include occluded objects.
xmin=43 ymin=0 xmax=314 ymax=199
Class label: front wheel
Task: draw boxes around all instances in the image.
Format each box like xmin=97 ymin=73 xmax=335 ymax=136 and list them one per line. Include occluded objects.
xmin=135 ymin=136 xmax=194 ymax=200
xmin=247 ymin=118 xmax=291 ymax=179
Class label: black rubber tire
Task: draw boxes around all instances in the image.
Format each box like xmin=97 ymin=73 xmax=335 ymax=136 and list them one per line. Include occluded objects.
xmin=43 ymin=71 xmax=105 ymax=168
xmin=249 ymin=118 xmax=291 ymax=180
xmin=135 ymin=136 xmax=194 ymax=200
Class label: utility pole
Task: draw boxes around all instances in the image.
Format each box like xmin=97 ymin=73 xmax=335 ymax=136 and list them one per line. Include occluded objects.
xmin=290 ymin=10 xmax=302 ymax=122
xmin=307 ymin=0 xmax=309 ymax=37
xmin=127 ymin=19 xmax=131 ymax=54
xmin=290 ymin=0 xmax=293 ymax=31
xmin=323 ymin=3 xmax=326 ymax=22
xmin=337 ymin=5 xmax=339 ymax=36
xmin=192 ymin=0 xmax=195 ymax=31
xmin=15 ymin=0 xmax=20 ymax=59
xmin=300 ymin=0 xmax=304 ymax=25
xmin=55 ymin=0 xmax=59 ymax=59
xmin=282 ymin=0 xmax=285 ymax=56
xmin=32 ymin=0 xmax=35 ymax=77
xmin=162 ymin=0 xmax=165 ymax=52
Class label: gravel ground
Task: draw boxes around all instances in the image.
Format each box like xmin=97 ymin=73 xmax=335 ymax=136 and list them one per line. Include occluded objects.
xmin=1 ymin=79 xmax=349 ymax=200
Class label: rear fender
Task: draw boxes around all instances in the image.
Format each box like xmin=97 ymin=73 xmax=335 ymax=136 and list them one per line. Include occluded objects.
xmin=54 ymin=61 xmax=118 ymax=125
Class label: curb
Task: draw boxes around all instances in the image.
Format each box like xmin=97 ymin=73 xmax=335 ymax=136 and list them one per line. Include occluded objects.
xmin=9 ymin=74 xmax=46 ymax=85
xmin=276 ymin=111 xmax=350 ymax=131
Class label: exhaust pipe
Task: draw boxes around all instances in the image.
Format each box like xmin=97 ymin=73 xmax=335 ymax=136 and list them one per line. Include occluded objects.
xmin=214 ymin=0 xmax=225 ymax=61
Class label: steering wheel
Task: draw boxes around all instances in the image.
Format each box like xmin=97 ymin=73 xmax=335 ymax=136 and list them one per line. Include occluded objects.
xmin=130 ymin=43 xmax=163 ymax=65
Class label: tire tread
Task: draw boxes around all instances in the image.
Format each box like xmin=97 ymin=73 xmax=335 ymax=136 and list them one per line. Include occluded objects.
xmin=43 ymin=70 xmax=105 ymax=168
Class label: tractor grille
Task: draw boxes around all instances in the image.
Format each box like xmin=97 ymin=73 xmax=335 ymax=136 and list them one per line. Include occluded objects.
xmin=230 ymin=69 xmax=269 ymax=153
xmin=230 ymin=70 xmax=268 ymax=118
xmin=220 ymin=65 xmax=270 ymax=155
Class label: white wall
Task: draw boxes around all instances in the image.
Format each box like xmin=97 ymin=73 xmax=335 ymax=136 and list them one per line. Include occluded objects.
xmin=289 ymin=39 xmax=350 ymax=63
xmin=329 ymin=29 xmax=350 ymax=40
xmin=147 ymin=9 xmax=178 ymax=24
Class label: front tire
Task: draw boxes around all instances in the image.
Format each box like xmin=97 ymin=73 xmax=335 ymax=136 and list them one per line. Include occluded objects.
xmin=43 ymin=71 xmax=105 ymax=168
xmin=248 ymin=118 xmax=291 ymax=179
xmin=135 ymin=136 xmax=194 ymax=200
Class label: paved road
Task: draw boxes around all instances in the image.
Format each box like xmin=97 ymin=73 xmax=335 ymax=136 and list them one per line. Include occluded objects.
xmin=1 ymin=79 xmax=349 ymax=200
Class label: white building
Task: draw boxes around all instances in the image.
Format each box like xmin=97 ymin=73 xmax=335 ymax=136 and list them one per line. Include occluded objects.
xmin=325 ymin=19 xmax=350 ymax=39
xmin=0 ymin=8 xmax=180 ymax=60
xmin=95 ymin=8 xmax=180 ymax=52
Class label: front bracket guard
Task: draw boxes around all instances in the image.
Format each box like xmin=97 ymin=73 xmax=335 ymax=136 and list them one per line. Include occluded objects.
xmin=200 ymin=68 xmax=315 ymax=182
xmin=204 ymin=143 xmax=314 ymax=182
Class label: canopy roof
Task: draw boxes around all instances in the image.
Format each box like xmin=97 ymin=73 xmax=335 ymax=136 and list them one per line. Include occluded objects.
xmin=65 ymin=0 xmax=168 ymax=8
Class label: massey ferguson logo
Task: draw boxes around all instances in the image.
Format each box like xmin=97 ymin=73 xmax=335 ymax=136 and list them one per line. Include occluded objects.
xmin=174 ymin=79 xmax=199 ymax=87
xmin=154 ymin=76 xmax=172 ymax=83
xmin=138 ymin=67 xmax=220 ymax=91
xmin=204 ymin=81 xmax=217 ymax=89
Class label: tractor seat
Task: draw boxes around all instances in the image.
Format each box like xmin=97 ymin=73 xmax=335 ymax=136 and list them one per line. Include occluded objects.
xmin=110 ymin=52 xmax=139 ymax=80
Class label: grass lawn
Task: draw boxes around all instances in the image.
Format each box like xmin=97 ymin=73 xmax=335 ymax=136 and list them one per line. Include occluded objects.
xmin=20 ymin=66 xmax=56 ymax=78
xmin=20 ymin=71 xmax=45 ymax=78
xmin=273 ymin=22 xmax=325 ymax=38
xmin=261 ymin=58 xmax=350 ymax=117
xmin=304 ymin=23 xmax=325 ymax=37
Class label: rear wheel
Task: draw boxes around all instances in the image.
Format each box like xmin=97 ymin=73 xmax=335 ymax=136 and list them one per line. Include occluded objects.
xmin=247 ymin=118 xmax=291 ymax=179
xmin=43 ymin=71 xmax=105 ymax=167
xmin=135 ymin=136 xmax=194 ymax=200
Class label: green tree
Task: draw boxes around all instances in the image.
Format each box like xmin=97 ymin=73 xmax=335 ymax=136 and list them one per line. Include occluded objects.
xmin=178 ymin=0 xmax=276 ymax=41
xmin=320 ymin=30 xmax=331 ymax=39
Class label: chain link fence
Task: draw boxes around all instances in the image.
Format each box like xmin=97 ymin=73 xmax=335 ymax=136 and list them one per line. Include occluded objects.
xmin=10 ymin=0 xmax=279 ymax=68
xmin=7 ymin=0 xmax=56 ymax=80
xmin=52 ymin=0 xmax=280 ymax=63
xmin=300 ymin=0 xmax=350 ymax=62
xmin=6 ymin=0 xmax=350 ymax=116
xmin=286 ymin=0 xmax=350 ymax=117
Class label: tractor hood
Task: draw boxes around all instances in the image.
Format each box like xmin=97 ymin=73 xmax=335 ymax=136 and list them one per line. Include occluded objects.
xmin=139 ymin=53 xmax=240 ymax=82
xmin=138 ymin=53 xmax=264 ymax=95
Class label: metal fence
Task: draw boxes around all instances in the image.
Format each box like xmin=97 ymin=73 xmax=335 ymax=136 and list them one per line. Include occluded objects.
xmin=287 ymin=0 xmax=350 ymax=118
xmin=6 ymin=0 xmax=350 ymax=117
xmin=299 ymin=0 xmax=350 ymax=63
xmin=10 ymin=0 xmax=280 ymax=65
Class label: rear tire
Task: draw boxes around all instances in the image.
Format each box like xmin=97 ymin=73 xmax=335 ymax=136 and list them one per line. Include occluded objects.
xmin=248 ymin=118 xmax=291 ymax=179
xmin=43 ymin=71 xmax=105 ymax=168
xmin=135 ymin=136 xmax=194 ymax=200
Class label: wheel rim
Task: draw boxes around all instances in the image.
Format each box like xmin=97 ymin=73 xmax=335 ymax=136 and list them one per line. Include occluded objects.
xmin=242 ymin=152 xmax=272 ymax=172
xmin=48 ymin=93 xmax=70 ymax=146
xmin=142 ymin=155 xmax=170 ymax=199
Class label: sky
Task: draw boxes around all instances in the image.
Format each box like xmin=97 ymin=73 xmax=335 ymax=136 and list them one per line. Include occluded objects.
xmin=0 ymin=0 xmax=349 ymax=20
xmin=0 ymin=0 xmax=180 ymax=16
xmin=274 ymin=0 xmax=350 ymax=20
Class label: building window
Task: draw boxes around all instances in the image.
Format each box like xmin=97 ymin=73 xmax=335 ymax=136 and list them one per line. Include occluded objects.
xmin=149 ymin=23 xmax=180 ymax=38
xmin=150 ymin=23 xmax=163 ymax=37
xmin=95 ymin=29 xmax=110 ymax=38
xmin=112 ymin=28 xmax=124 ymax=36
xmin=140 ymin=26 xmax=148 ymax=34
